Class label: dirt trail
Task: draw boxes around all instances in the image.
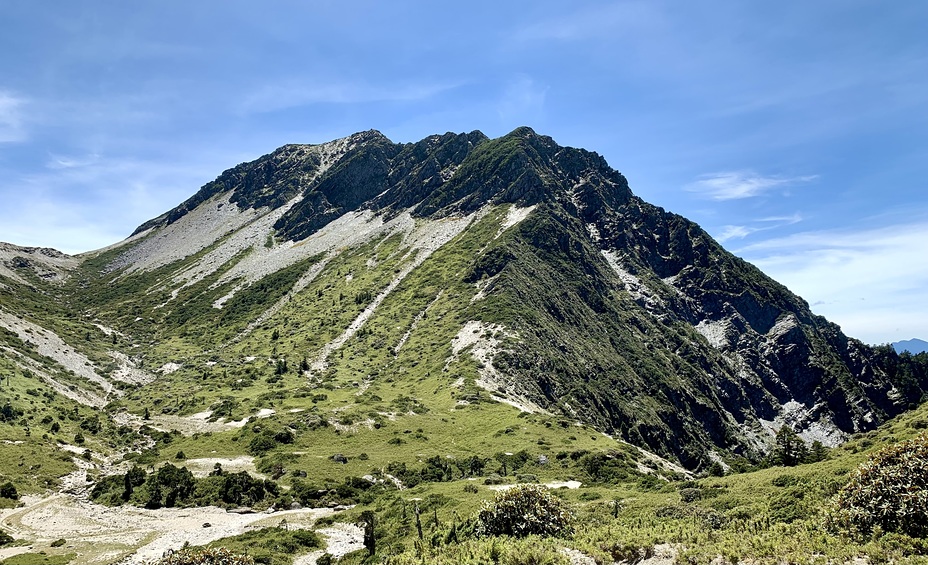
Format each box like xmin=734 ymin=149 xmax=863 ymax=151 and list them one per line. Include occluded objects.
xmin=0 ymin=493 xmax=340 ymax=565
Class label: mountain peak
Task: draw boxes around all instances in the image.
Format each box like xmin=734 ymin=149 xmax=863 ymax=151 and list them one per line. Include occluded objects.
xmin=4 ymin=127 xmax=928 ymax=473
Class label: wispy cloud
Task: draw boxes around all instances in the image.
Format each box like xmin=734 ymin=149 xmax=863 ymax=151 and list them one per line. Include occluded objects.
xmin=237 ymin=80 xmax=462 ymax=115
xmin=687 ymin=171 xmax=817 ymax=200
xmin=737 ymin=220 xmax=928 ymax=344
xmin=715 ymin=213 xmax=802 ymax=243
xmin=0 ymin=91 xmax=26 ymax=142
xmin=46 ymin=153 xmax=101 ymax=170
xmin=717 ymin=225 xmax=757 ymax=242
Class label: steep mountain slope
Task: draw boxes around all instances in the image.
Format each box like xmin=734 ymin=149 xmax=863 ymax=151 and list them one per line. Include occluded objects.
xmin=3 ymin=128 xmax=928 ymax=473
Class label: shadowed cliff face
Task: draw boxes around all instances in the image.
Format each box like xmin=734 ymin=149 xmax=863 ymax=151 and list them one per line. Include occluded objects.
xmin=6 ymin=127 xmax=927 ymax=470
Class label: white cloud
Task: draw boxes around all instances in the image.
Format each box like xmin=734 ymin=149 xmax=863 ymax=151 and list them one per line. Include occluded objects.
xmin=737 ymin=220 xmax=928 ymax=344
xmin=687 ymin=171 xmax=817 ymax=200
xmin=0 ymin=91 xmax=26 ymax=142
xmin=716 ymin=225 xmax=756 ymax=242
xmin=715 ymin=213 xmax=802 ymax=242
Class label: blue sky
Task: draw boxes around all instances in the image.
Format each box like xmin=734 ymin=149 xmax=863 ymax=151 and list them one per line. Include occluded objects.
xmin=0 ymin=1 xmax=926 ymax=344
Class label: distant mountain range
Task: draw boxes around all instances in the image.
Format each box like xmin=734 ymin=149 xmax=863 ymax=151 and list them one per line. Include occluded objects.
xmin=893 ymin=338 xmax=928 ymax=355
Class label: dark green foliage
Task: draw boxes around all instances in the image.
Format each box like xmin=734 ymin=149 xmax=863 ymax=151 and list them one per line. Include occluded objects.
xmin=248 ymin=435 xmax=277 ymax=456
xmin=0 ymin=482 xmax=18 ymax=500
xmin=828 ymin=433 xmax=928 ymax=537
xmin=142 ymin=463 xmax=196 ymax=509
xmin=477 ymin=484 xmax=574 ymax=538
xmin=578 ymin=451 xmax=631 ymax=483
xmin=0 ymin=530 xmax=13 ymax=546
xmin=91 ymin=465 xmax=278 ymax=510
xmin=0 ymin=403 xmax=22 ymax=423
xmin=773 ymin=426 xmax=807 ymax=466
xmin=213 ymin=471 xmax=279 ymax=507
xmin=358 ymin=510 xmax=376 ymax=556
xmin=79 ymin=415 xmax=101 ymax=434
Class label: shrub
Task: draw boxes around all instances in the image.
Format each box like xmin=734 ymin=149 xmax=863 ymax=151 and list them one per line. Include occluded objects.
xmin=155 ymin=547 xmax=255 ymax=564
xmin=827 ymin=433 xmax=928 ymax=537
xmin=477 ymin=484 xmax=574 ymax=538
xmin=0 ymin=481 xmax=18 ymax=500
xmin=50 ymin=538 xmax=66 ymax=547
xmin=0 ymin=530 xmax=14 ymax=546
xmin=248 ymin=435 xmax=277 ymax=456
xmin=484 ymin=473 xmax=505 ymax=485
xmin=679 ymin=488 xmax=701 ymax=503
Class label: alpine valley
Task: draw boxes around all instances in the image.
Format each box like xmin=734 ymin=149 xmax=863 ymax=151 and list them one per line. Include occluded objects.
xmin=1 ymin=128 xmax=928 ymax=565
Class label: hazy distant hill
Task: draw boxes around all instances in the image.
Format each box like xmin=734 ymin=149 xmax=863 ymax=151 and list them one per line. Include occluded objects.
xmin=894 ymin=338 xmax=928 ymax=355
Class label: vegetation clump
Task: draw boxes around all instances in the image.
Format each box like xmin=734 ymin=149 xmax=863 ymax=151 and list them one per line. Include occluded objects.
xmin=0 ymin=530 xmax=14 ymax=546
xmin=90 ymin=464 xmax=280 ymax=510
xmin=0 ymin=481 xmax=19 ymax=501
xmin=827 ymin=433 xmax=928 ymax=538
xmin=154 ymin=547 xmax=254 ymax=565
xmin=477 ymin=484 xmax=574 ymax=538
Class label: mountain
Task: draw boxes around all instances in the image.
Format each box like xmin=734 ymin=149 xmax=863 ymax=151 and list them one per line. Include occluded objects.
xmin=2 ymin=127 xmax=927 ymax=473
xmin=894 ymin=338 xmax=928 ymax=355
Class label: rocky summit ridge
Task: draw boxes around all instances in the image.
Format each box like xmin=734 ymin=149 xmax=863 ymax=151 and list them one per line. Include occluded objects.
xmin=2 ymin=127 xmax=927 ymax=470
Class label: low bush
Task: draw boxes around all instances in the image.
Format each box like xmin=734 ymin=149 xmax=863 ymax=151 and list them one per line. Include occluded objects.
xmin=155 ymin=547 xmax=254 ymax=565
xmin=827 ymin=433 xmax=928 ymax=537
xmin=477 ymin=484 xmax=574 ymax=538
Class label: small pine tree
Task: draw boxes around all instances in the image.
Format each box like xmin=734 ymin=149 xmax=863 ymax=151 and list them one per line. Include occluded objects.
xmin=358 ymin=510 xmax=376 ymax=556
xmin=773 ymin=426 xmax=807 ymax=466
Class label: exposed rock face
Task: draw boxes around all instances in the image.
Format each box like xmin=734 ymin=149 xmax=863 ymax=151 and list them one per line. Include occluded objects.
xmin=3 ymin=127 xmax=927 ymax=469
